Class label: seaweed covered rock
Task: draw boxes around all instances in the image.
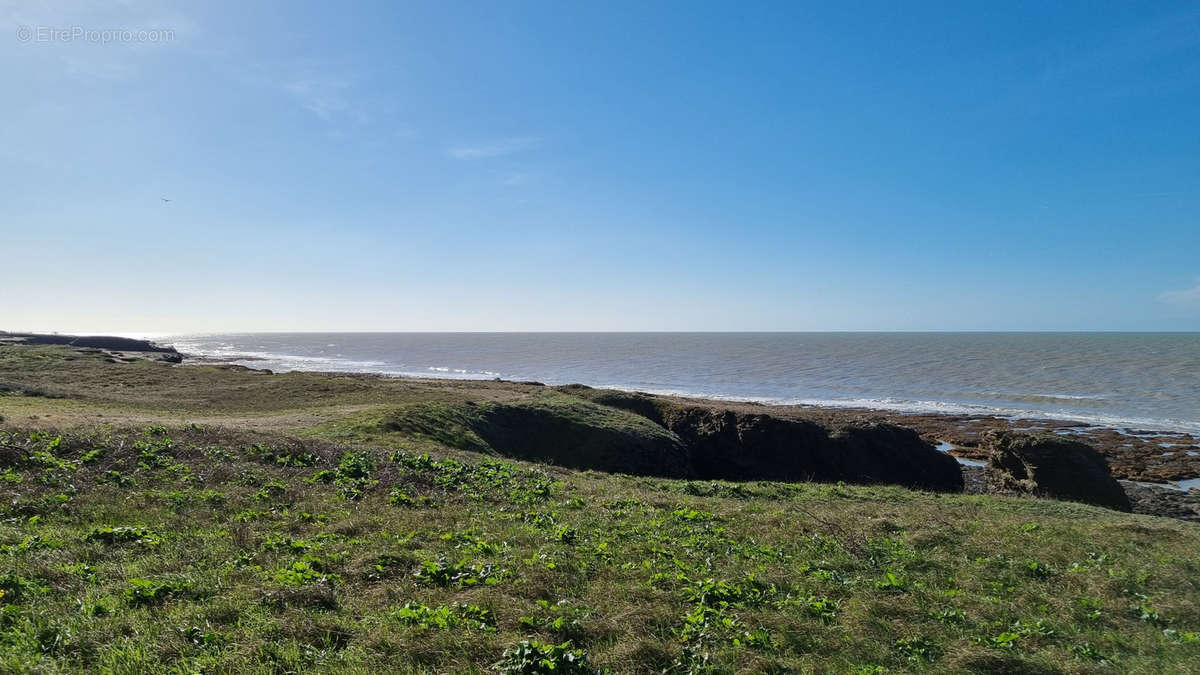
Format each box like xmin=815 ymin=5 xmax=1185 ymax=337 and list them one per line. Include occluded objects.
xmin=981 ymin=430 xmax=1131 ymax=511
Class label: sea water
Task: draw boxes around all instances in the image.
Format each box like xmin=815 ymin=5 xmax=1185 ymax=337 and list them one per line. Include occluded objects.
xmin=164 ymin=332 xmax=1200 ymax=434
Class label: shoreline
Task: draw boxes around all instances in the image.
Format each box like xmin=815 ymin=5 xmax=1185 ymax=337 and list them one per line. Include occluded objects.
xmin=6 ymin=332 xmax=1196 ymax=486
xmin=2 ymin=337 xmax=1197 ymax=520
xmin=187 ymin=349 xmax=1200 ymax=431
xmin=171 ymin=341 xmax=1200 ymax=429
xmin=182 ymin=350 xmax=1200 ymax=486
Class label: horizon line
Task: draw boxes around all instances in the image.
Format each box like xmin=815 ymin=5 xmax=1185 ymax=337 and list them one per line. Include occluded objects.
xmin=8 ymin=328 xmax=1200 ymax=338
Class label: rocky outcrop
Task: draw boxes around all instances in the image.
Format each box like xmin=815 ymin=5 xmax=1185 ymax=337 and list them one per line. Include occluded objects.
xmin=575 ymin=388 xmax=963 ymax=490
xmin=382 ymin=398 xmax=692 ymax=478
xmin=1 ymin=332 xmax=182 ymax=363
xmin=658 ymin=406 xmax=963 ymax=491
xmin=471 ymin=401 xmax=692 ymax=478
xmin=981 ymin=430 xmax=1131 ymax=512
xmin=400 ymin=388 xmax=966 ymax=491
xmin=829 ymin=409 xmax=1200 ymax=484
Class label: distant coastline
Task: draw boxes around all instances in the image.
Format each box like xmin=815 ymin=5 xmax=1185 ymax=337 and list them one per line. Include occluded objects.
xmin=162 ymin=331 xmax=1200 ymax=436
xmin=159 ymin=339 xmax=1200 ymax=489
xmin=6 ymin=330 xmax=1198 ymax=489
xmin=2 ymin=334 xmax=1197 ymax=519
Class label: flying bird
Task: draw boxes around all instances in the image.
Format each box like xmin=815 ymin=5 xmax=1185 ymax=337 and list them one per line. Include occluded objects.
xmin=161 ymin=197 xmax=172 ymax=203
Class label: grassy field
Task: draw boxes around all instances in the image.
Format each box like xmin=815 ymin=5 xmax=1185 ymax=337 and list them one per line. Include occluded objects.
xmin=0 ymin=346 xmax=1198 ymax=673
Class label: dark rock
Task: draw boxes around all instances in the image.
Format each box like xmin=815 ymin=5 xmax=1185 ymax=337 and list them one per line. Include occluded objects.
xmin=586 ymin=390 xmax=667 ymax=426
xmin=1119 ymin=481 xmax=1200 ymax=522
xmin=473 ymin=402 xmax=690 ymax=478
xmin=213 ymin=364 xmax=260 ymax=373
xmin=553 ymin=387 xmax=964 ymax=491
xmin=831 ymin=419 xmax=964 ymax=490
xmin=981 ymin=430 xmax=1131 ymax=512
xmin=386 ymin=392 xmax=965 ymax=491
xmin=3 ymin=332 xmax=179 ymax=356
xmin=383 ymin=399 xmax=690 ymax=478
xmin=658 ymin=406 xmax=963 ymax=491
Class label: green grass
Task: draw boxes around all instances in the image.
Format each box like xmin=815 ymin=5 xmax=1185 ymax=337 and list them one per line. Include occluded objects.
xmin=368 ymin=393 xmax=688 ymax=475
xmin=0 ymin=425 xmax=1197 ymax=673
xmin=1 ymin=345 xmax=1199 ymax=672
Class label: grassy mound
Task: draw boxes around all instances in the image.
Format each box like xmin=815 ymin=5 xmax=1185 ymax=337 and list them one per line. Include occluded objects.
xmin=379 ymin=393 xmax=691 ymax=477
xmin=0 ymin=425 xmax=1197 ymax=673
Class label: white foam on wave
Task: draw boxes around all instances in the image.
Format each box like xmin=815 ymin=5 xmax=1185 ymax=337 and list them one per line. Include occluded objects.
xmin=792 ymin=397 xmax=1200 ymax=435
xmin=593 ymin=386 xmax=1200 ymax=435
xmin=974 ymin=391 xmax=1112 ymax=402
xmin=163 ymin=339 xmax=397 ymax=375
xmin=166 ymin=342 xmax=515 ymax=383
xmin=164 ymin=339 xmax=1200 ymax=437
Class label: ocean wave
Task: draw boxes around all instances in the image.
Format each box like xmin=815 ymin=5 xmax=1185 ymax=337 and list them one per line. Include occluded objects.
xmin=593 ymin=387 xmax=1200 ymax=435
xmin=968 ymin=391 xmax=1112 ymax=405
xmin=167 ymin=342 xmax=514 ymax=382
xmin=163 ymin=342 xmax=395 ymax=375
xmin=163 ymin=337 xmax=1200 ymax=436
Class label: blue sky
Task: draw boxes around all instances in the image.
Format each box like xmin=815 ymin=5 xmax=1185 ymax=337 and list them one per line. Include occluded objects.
xmin=2 ymin=1 xmax=1199 ymax=333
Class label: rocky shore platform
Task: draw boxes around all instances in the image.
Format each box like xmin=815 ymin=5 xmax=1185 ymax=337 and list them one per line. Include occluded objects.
xmin=782 ymin=404 xmax=1199 ymax=484
xmin=628 ymin=394 xmax=1199 ymax=522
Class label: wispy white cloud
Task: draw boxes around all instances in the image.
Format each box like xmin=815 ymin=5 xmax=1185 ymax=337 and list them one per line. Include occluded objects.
xmin=284 ymin=78 xmax=351 ymax=121
xmin=281 ymin=75 xmax=374 ymax=140
xmin=500 ymin=171 xmax=530 ymax=186
xmin=1160 ymin=278 xmax=1200 ymax=305
xmin=448 ymin=136 xmax=537 ymax=159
